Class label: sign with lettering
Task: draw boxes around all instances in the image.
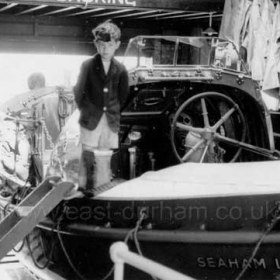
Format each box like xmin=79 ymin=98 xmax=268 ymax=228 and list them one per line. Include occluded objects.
xmin=0 ymin=0 xmax=224 ymax=12
xmin=57 ymin=0 xmax=136 ymax=7
xmin=197 ymin=257 xmax=280 ymax=271
xmin=197 ymin=257 xmax=267 ymax=270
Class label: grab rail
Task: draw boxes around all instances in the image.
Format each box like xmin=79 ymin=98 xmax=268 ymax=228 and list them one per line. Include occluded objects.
xmin=110 ymin=242 xmax=196 ymax=280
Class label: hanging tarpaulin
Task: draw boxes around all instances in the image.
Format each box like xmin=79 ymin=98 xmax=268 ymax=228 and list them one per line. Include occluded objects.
xmin=219 ymin=0 xmax=252 ymax=48
xmin=219 ymin=0 xmax=280 ymax=109
xmin=219 ymin=0 xmax=275 ymax=77
xmin=261 ymin=2 xmax=280 ymax=109
xmin=263 ymin=2 xmax=280 ymax=97
xmin=250 ymin=0 xmax=274 ymax=81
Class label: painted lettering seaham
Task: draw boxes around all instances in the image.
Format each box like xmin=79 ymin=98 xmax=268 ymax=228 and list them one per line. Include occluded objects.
xmin=197 ymin=257 xmax=280 ymax=270
xmin=197 ymin=257 xmax=266 ymax=269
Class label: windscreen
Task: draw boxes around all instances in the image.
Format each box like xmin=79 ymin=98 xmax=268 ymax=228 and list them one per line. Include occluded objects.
xmin=123 ymin=36 xmax=245 ymax=72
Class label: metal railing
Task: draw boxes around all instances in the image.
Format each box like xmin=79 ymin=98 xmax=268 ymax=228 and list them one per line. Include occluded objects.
xmin=110 ymin=242 xmax=196 ymax=280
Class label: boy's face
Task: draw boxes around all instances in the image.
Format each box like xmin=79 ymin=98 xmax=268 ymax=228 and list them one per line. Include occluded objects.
xmin=95 ymin=40 xmax=120 ymax=61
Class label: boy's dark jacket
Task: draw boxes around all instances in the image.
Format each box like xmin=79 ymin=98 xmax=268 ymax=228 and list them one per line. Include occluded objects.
xmin=74 ymin=54 xmax=129 ymax=132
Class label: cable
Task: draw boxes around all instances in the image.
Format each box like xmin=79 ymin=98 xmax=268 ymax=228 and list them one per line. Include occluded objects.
xmin=235 ymin=202 xmax=280 ymax=280
xmin=101 ymin=210 xmax=147 ymax=280
xmin=57 ymin=229 xmax=88 ymax=280
xmin=123 ymin=209 xmax=158 ymax=280
xmin=136 ymin=210 xmax=158 ymax=280
xmin=46 ymin=202 xmax=110 ymax=280
xmin=99 ymin=266 xmax=114 ymax=280
xmin=56 ymin=206 xmax=89 ymax=280
xmin=26 ymin=231 xmax=54 ymax=270
xmin=13 ymin=239 xmax=25 ymax=253
xmin=57 ymin=214 xmax=115 ymax=280
xmin=25 ymin=195 xmax=59 ymax=269
xmin=124 ymin=209 xmax=146 ymax=244
xmin=25 ymin=216 xmax=57 ymax=270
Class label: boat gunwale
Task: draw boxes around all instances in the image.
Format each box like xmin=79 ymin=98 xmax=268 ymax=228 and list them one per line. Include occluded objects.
xmin=37 ymin=218 xmax=280 ymax=245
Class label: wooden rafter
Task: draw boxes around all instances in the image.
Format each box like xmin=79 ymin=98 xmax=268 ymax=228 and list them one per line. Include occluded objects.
xmin=156 ymin=12 xmax=209 ymax=20
xmin=39 ymin=6 xmax=76 ymax=16
xmin=0 ymin=3 xmax=18 ymax=12
xmin=136 ymin=11 xmax=188 ymax=19
xmin=184 ymin=13 xmax=223 ymax=20
xmin=91 ymin=8 xmax=133 ymax=18
xmin=65 ymin=7 xmax=105 ymax=17
xmin=15 ymin=5 xmax=48 ymax=15
xmin=113 ymin=10 xmax=160 ymax=19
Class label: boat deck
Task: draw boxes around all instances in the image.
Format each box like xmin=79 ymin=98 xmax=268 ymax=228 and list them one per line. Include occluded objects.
xmin=0 ymin=252 xmax=35 ymax=280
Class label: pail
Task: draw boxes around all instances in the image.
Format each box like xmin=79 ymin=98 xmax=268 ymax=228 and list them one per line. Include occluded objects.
xmin=93 ymin=149 xmax=113 ymax=187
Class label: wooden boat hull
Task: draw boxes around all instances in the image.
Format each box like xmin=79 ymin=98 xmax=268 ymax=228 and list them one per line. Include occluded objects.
xmin=19 ymin=190 xmax=280 ymax=280
xmin=18 ymin=161 xmax=280 ymax=279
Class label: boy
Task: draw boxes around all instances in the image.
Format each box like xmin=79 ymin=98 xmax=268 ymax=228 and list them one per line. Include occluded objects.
xmin=74 ymin=21 xmax=129 ymax=194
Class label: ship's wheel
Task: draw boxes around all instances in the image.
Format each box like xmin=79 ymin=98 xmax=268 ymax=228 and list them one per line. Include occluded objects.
xmin=170 ymin=92 xmax=247 ymax=163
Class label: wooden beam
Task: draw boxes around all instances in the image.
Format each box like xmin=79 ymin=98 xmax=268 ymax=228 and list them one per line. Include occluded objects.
xmin=65 ymin=7 xmax=105 ymax=16
xmin=38 ymin=6 xmax=76 ymax=16
xmin=16 ymin=5 xmax=48 ymax=15
xmin=0 ymin=0 xmax=225 ymax=12
xmin=156 ymin=12 xmax=208 ymax=20
xmin=0 ymin=3 xmax=18 ymax=12
xmin=113 ymin=10 xmax=160 ymax=19
xmin=184 ymin=14 xmax=223 ymax=20
xmin=136 ymin=11 xmax=187 ymax=19
xmin=90 ymin=8 xmax=133 ymax=18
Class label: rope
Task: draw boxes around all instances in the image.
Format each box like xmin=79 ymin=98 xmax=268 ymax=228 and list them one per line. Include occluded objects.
xmin=56 ymin=203 xmax=117 ymax=280
xmin=57 ymin=89 xmax=75 ymax=130
xmin=56 ymin=205 xmax=89 ymax=280
xmin=25 ymin=197 xmax=58 ymax=270
xmin=124 ymin=208 xmax=146 ymax=243
xmin=123 ymin=208 xmax=158 ymax=280
xmin=99 ymin=266 xmax=114 ymax=280
xmin=13 ymin=239 xmax=25 ymax=253
xmin=41 ymin=119 xmax=55 ymax=150
xmin=26 ymin=231 xmax=55 ymax=270
xmin=55 ymin=207 xmax=149 ymax=280
xmin=235 ymin=201 xmax=280 ymax=280
xmin=25 ymin=206 xmax=152 ymax=280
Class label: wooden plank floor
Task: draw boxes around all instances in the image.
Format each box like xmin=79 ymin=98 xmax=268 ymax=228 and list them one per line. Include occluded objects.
xmin=0 ymin=252 xmax=35 ymax=280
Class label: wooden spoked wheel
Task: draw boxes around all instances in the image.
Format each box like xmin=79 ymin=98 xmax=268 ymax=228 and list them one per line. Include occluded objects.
xmin=171 ymin=92 xmax=247 ymax=163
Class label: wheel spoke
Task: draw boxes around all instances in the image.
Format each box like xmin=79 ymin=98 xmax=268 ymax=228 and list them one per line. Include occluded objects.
xmin=182 ymin=138 xmax=205 ymax=162
xmin=214 ymin=133 xmax=245 ymax=147
xmin=199 ymin=142 xmax=209 ymax=163
xmin=212 ymin=105 xmax=237 ymax=131
xmin=176 ymin=122 xmax=204 ymax=134
xmin=214 ymin=133 xmax=277 ymax=159
xmin=201 ymin=98 xmax=210 ymax=128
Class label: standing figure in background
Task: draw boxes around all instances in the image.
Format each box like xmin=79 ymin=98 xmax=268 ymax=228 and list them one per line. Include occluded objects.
xmin=0 ymin=72 xmax=75 ymax=181
xmin=74 ymin=21 xmax=129 ymax=195
xmin=13 ymin=72 xmax=74 ymax=150
xmin=26 ymin=72 xmax=61 ymax=150
xmin=0 ymin=72 xmax=47 ymax=184
xmin=0 ymin=72 xmax=47 ymax=113
xmin=27 ymin=72 xmax=46 ymax=90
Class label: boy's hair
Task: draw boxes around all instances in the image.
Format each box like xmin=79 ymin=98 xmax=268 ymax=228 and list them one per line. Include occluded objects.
xmin=92 ymin=21 xmax=121 ymax=42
